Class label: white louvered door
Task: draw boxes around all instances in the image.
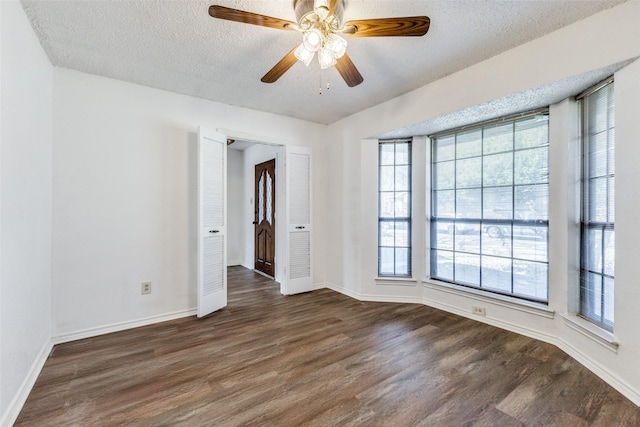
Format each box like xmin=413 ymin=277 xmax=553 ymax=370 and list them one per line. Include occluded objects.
xmin=197 ymin=126 xmax=227 ymax=317
xmin=285 ymin=146 xmax=313 ymax=295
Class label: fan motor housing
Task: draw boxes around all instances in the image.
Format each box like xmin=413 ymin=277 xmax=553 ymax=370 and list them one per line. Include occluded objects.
xmin=294 ymin=0 xmax=346 ymax=25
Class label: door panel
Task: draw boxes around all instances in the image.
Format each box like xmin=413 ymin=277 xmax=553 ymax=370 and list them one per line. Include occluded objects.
xmin=254 ymin=159 xmax=276 ymax=277
xmin=285 ymin=146 xmax=313 ymax=294
xmin=197 ymin=127 xmax=227 ymax=317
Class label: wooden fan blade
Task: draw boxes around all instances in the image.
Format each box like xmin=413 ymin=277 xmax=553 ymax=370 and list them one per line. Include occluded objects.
xmin=209 ymin=5 xmax=297 ymax=31
xmin=261 ymin=47 xmax=299 ymax=83
xmin=335 ymin=54 xmax=363 ymax=87
xmin=343 ymin=16 xmax=430 ymax=37
xmin=329 ymin=0 xmax=338 ymax=15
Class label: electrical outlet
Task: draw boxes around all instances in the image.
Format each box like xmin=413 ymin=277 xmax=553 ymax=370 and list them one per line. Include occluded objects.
xmin=141 ymin=281 xmax=152 ymax=295
xmin=471 ymin=306 xmax=486 ymax=316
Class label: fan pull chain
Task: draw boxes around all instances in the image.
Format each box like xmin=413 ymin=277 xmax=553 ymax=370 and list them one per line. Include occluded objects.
xmin=318 ymin=69 xmax=331 ymax=95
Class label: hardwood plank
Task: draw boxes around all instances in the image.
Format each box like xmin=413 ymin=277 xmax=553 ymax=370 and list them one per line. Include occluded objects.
xmin=15 ymin=266 xmax=640 ymax=426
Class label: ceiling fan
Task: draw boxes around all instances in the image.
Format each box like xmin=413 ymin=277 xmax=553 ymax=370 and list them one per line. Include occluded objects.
xmin=208 ymin=0 xmax=430 ymax=88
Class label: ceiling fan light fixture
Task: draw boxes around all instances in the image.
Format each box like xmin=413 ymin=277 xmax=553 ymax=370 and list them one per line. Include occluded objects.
xmin=294 ymin=43 xmax=315 ymax=66
xmin=318 ymin=48 xmax=337 ymax=69
xmin=209 ymin=1 xmax=427 ymax=87
xmin=325 ymin=33 xmax=347 ymax=58
xmin=302 ymin=28 xmax=323 ymax=52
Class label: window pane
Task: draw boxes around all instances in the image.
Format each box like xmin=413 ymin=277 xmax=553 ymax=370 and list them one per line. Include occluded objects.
xmin=380 ymin=192 xmax=394 ymax=217
xmin=394 ymin=192 xmax=410 ymax=217
xmin=603 ymin=277 xmax=614 ymax=327
xmin=379 ymin=247 xmax=395 ymax=275
xmin=432 ymin=250 xmax=453 ymax=281
xmin=431 ymin=190 xmax=455 ymax=218
xmin=513 ymin=260 xmax=548 ymax=300
xmin=587 ymin=90 xmax=612 ymax=134
xmin=482 ymin=223 xmax=511 ymax=256
xmin=582 ymin=272 xmax=603 ymax=319
xmin=482 ymin=255 xmax=512 ymax=293
xmin=608 ymin=176 xmax=615 ymax=222
xmin=395 ymin=221 xmax=409 ymax=247
xmin=434 ymin=161 xmax=455 ymax=190
xmin=380 ymin=144 xmax=395 ymax=165
xmin=514 ymin=184 xmax=548 ymax=220
xmin=589 ymin=132 xmax=608 ymax=178
xmin=432 ymin=221 xmax=454 ymax=251
xmin=589 ymin=177 xmax=607 ymax=223
xmin=483 ymin=123 xmax=513 ymax=154
xmin=395 ymin=143 xmax=410 ymax=165
xmin=585 ymin=227 xmax=603 ymax=273
xmin=456 ymin=130 xmax=482 ymax=159
xmin=515 ymin=116 xmax=549 ymax=149
xmin=395 ymin=248 xmax=410 ymax=275
xmin=434 ymin=136 xmax=455 ymax=162
xmin=483 ymin=152 xmax=513 ymax=186
xmin=380 ymin=221 xmax=394 ymax=246
xmin=483 ymin=187 xmax=513 ymax=219
xmin=395 ymin=166 xmax=410 ymax=191
xmin=456 ymin=189 xmax=481 ymax=219
xmin=454 ymin=222 xmax=480 ymax=254
xmin=456 ymin=157 xmax=482 ymax=188
xmin=433 ymin=190 xmax=454 ymax=218
xmin=380 ymin=166 xmax=395 ymax=191
xmin=607 ymin=133 xmax=615 ymax=174
xmin=455 ymin=253 xmax=480 ymax=285
xmin=603 ymin=229 xmax=614 ymax=277
xmin=514 ymin=147 xmax=548 ymax=185
xmin=513 ymin=225 xmax=547 ymax=262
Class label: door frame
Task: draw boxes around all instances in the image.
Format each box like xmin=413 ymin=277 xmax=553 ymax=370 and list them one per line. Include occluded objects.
xmin=221 ymin=130 xmax=289 ymax=294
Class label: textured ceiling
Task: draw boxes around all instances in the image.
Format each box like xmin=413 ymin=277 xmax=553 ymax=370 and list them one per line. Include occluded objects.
xmin=22 ymin=0 xmax=626 ymax=124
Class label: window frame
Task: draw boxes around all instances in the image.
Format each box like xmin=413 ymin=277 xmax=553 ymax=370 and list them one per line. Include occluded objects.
xmin=378 ymin=139 xmax=412 ymax=277
xmin=578 ymin=77 xmax=615 ymax=331
xmin=429 ymin=109 xmax=550 ymax=303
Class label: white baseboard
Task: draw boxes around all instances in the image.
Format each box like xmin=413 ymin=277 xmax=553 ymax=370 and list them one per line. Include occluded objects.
xmin=226 ymin=260 xmax=243 ymax=267
xmin=323 ymin=281 xmax=431 ymax=304
xmin=1 ymin=340 xmax=53 ymax=427
xmin=52 ymin=308 xmax=196 ymax=345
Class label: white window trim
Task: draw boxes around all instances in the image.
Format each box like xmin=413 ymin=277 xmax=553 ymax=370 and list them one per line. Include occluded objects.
xmin=375 ymin=276 xmax=418 ymax=286
xmin=560 ymin=313 xmax=619 ymax=353
xmin=423 ymin=277 xmax=555 ymax=319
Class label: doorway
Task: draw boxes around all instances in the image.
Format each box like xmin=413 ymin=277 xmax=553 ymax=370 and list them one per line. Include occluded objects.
xmin=254 ymin=159 xmax=276 ymax=277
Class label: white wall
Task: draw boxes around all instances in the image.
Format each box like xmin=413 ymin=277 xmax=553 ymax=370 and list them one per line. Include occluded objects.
xmin=325 ymin=0 xmax=640 ymax=406
xmin=0 ymin=1 xmax=53 ymax=425
xmin=227 ymin=148 xmax=244 ymax=266
xmin=51 ymin=68 xmax=326 ymax=341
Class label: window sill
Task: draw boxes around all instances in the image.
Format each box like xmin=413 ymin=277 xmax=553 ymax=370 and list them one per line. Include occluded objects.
xmin=560 ymin=313 xmax=619 ymax=353
xmin=422 ymin=278 xmax=555 ymax=319
xmin=375 ymin=276 xmax=418 ymax=286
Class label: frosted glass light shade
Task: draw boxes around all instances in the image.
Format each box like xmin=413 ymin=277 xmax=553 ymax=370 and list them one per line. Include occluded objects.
xmin=325 ymin=33 xmax=347 ymax=58
xmin=294 ymin=43 xmax=315 ymax=66
xmin=318 ymin=48 xmax=337 ymax=69
xmin=303 ymin=28 xmax=323 ymax=52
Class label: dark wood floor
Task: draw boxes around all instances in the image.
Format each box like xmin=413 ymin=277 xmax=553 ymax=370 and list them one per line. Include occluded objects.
xmin=15 ymin=266 xmax=640 ymax=426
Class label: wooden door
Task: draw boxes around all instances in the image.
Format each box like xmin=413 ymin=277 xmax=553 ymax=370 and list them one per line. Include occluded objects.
xmin=197 ymin=126 xmax=227 ymax=318
xmin=254 ymin=159 xmax=276 ymax=277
